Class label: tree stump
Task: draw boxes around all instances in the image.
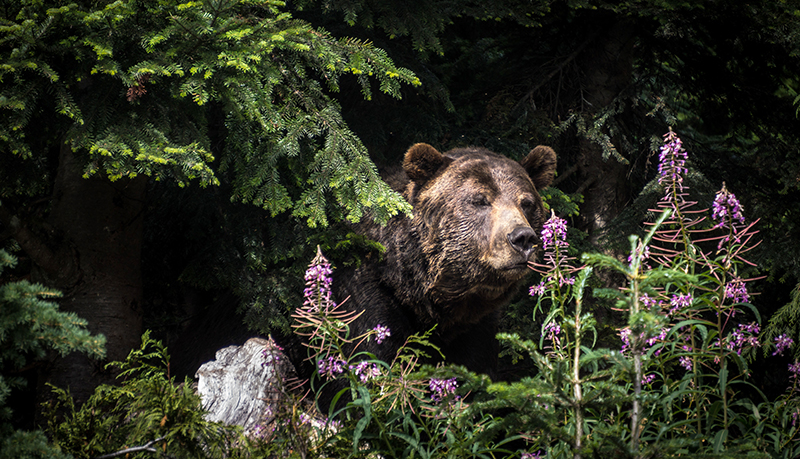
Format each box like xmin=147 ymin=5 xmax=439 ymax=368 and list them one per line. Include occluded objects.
xmin=195 ymin=337 xmax=297 ymax=434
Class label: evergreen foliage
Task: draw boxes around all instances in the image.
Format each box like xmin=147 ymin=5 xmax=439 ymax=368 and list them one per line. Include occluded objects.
xmin=43 ymin=331 xmax=244 ymax=459
xmin=0 ymin=248 xmax=105 ymax=458
xmin=0 ymin=0 xmax=418 ymax=227
xmin=764 ymin=284 xmax=800 ymax=361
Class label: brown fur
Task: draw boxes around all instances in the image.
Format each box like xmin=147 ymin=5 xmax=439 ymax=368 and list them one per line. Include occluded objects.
xmin=335 ymin=143 xmax=557 ymax=373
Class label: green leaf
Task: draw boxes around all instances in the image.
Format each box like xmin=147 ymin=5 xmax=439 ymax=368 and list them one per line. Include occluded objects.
xmin=712 ymin=428 xmax=728 ymax=452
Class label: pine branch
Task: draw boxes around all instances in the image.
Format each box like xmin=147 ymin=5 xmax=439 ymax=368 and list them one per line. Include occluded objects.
xmin=90 ymin=437 xmax=165 ymax=459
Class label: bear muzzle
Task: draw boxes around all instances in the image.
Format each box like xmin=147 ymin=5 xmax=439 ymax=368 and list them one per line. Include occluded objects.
xmin=507 ymin=226 xmax=539 ymax=262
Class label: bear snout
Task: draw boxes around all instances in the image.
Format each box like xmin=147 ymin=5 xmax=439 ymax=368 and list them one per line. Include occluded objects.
xmin=507 ymin=226 xmax=539 ymax=260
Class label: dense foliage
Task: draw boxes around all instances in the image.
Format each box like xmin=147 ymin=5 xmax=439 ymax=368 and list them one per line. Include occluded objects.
xmin=0 ymin=0 xmax=417 ymax=226
xmin=0 ymin=249 xmax=104 ymax=458
xmin=282 ymin=131 xmax=800 ymax=459
xmin=0 ymin=0 xmax=420 ymax=398
xmin=2 ymin=0 xmax=800 ymax=457
xmin=43 ymin=331 xmax=244 ymax=459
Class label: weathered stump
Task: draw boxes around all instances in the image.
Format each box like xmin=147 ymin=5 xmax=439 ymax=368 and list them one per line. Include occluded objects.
xmin=195 ymin=337 xmax=296 ymax=434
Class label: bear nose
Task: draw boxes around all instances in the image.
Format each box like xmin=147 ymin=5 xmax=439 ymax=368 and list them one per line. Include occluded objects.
xmin=507 ymin=226 xmax=538 ymax=259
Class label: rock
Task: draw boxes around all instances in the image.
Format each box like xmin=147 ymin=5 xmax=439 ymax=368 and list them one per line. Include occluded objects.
xmin=195 ymin=336 xmax=295 ymax=434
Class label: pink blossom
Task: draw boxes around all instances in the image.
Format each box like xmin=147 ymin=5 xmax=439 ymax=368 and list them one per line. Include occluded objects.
xmin=373 ymin=324 xmax=391 ymax=344
xmin=773 ymin=334 xmax=794 ymax=356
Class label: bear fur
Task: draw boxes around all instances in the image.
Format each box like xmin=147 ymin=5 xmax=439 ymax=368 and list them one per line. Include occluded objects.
xmin=333 ymin=143 xmax=557 ymax=375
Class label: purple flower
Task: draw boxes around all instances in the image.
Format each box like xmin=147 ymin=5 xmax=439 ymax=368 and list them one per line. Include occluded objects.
xmin=658 ymin=130 xmax=688 ymax=196
xmin=679 ymin=356 xmax=693 ymax=371
xmin=522 ymin=451 xmax=543 ymax=459
xmin=317 ymin=355 xmax=346 ymax=379
xmin=541 ymin=211 xmax=568 ymax=250
xmin=642 ymin=373 xmax=656 ymax=385
xmin=621 ymin=327 xmax=667 ymax=356
xmin=789 ymin=361 xmax=800 ymax=379
xmin=773 ymin=334 xmax=794 ymax=356
xmin=721 ymin=322 xmax=761 ymax=355
xmin=557 ymin=275 xmax=575 ymax=286
xmin=543 ymin=322 xmax=561 ymax=345
xmin=628 ymin=241 xmax=651 ymax=265
xmin=529 ymin=281 xmax=546 ymax=296
xmin=646 ymin=328 xmax=668 ymax=348
xmin=724 ymin=278 xmax=750 ymax=304
xmin=712 ymin=183 xmax=745 ymax=230
xmin=640 ymin=293 xmax=660 ymax=310
xmin=669 ymin=293 xmax=693 ymax=315
xmin=620 ymin=328 xmax=633 ymax=354
xmin=350 ymin=361 xmax=382 ymax=383
xmin=532 ymin=211 xmax=582 ymax=290
xmin=303 ymin=252 xmax=335 ymax=312
xmin=373 ymin=324 xmax=391 ymax=344
xmin=429 ymin=377 xmax=458 ymax=403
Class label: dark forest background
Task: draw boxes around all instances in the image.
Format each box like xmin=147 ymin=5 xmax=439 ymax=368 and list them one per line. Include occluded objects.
xmin=2 ymin=0 xmax=800 ymax=427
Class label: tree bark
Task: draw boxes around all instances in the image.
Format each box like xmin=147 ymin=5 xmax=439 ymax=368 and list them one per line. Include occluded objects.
xmin=576 ymin=21 xmax=636 ymax=241
xmin=33 ymin=144 xmax=147 ymax=403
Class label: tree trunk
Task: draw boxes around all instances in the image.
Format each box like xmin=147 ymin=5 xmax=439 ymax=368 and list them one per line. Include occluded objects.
xmin=34 ymin=144 xmax=147 ymax=403
xmin=576 ymin=21 xmax=635 ymax=241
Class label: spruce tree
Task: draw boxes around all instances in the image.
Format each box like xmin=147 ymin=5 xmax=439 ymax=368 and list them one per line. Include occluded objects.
xmin=0 ymin=0 xmax=417 ymax=401
xmin=0 ymin=249 xmax=104 ymax=457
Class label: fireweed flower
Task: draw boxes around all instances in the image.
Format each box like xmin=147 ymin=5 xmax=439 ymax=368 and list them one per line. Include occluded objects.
xmin=349 ymin=361 xmax=382 ymax=383
xmin=620 ymin=328 xmax=633 ymax=354
xmin=646 ymin=328 xmax=668 ymax=348
xmin=261 ymin=337 xmax=284 ymax=366
xmin=317 ymin=355 xmax=346 ymax=379
xmin=773 ymin=334 xmax=794 ymax=356
xmin=640 ymin=293 xmax=661 ymax=310
xmin=712 ymin=183 xmax=746 ymax=230
xmin=621 ymin=327 xmax=667 ymax=356
xmin=725 ymin=277 xmax=750 ymax=304
xmin=679 ymin=356 xmax=694 ymax=372
xmin=535 ymin=210 xmax=577 ymax=287
xmin=303 ymin=255 xmax=335 ymax=312
xmin=543 ymin=321 xmax=562 ymax=346
xmin=669 ymin=293 xmax=693 ymax=315
xmin=529 ymin=280 xmax=546 ymax=296
xmin=429 ymin=377 xmax=458 ymax=403
xmin=718 ymin=322 xmax=760 ymax=355
xmin=711 ymin=183 xmax=750 ymax=254
xmin=373 ymin=324 xmax=391 ymax=344
xmin=789 ymin=361 xmax=800 ymax=379
xmin=542 ymin=212 xmax=568 ymax=250
xmin=628 ymin=241 xmax=651 ymax=270
xmin=658 ymin=130 xmax=688 ymax=197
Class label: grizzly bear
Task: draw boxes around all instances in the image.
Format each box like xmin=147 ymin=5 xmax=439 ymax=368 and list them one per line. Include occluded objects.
xmin=333 ymin=142 xmax=557 ymax=375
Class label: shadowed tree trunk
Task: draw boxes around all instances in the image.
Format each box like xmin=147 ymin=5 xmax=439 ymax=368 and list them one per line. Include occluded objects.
xmin=576 ymin=21 xmax=636 ymax=242
xmin=30 ymin=144 xmax=146 ymax=403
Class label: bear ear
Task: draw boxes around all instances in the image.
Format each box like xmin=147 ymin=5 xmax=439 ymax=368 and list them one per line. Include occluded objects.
xmin=520 ymin=145 xmax=557 ymax=190
xmin=403 ymin=143 xmax=451 ymax=183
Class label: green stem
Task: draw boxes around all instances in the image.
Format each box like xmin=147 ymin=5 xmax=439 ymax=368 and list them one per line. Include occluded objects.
xmin=630 ymin=266 xmax=642 ymax=456
xmin=573 ymin=295 xmax=583 ymax=459
xmin=716 ymin=287 xmax=728 ymax=430
xmin=632 ymin=351 xmax=642 ymax=454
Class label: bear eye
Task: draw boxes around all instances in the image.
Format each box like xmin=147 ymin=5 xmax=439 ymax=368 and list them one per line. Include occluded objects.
xmin=520 ymin=198 xmax=537 ymax=214
xmin=470 ymin=194 xmax=491 ymax=207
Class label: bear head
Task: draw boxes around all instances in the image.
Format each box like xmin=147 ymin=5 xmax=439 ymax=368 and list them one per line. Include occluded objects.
xmin=400 ymin=143 xmax=557 ymax=329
